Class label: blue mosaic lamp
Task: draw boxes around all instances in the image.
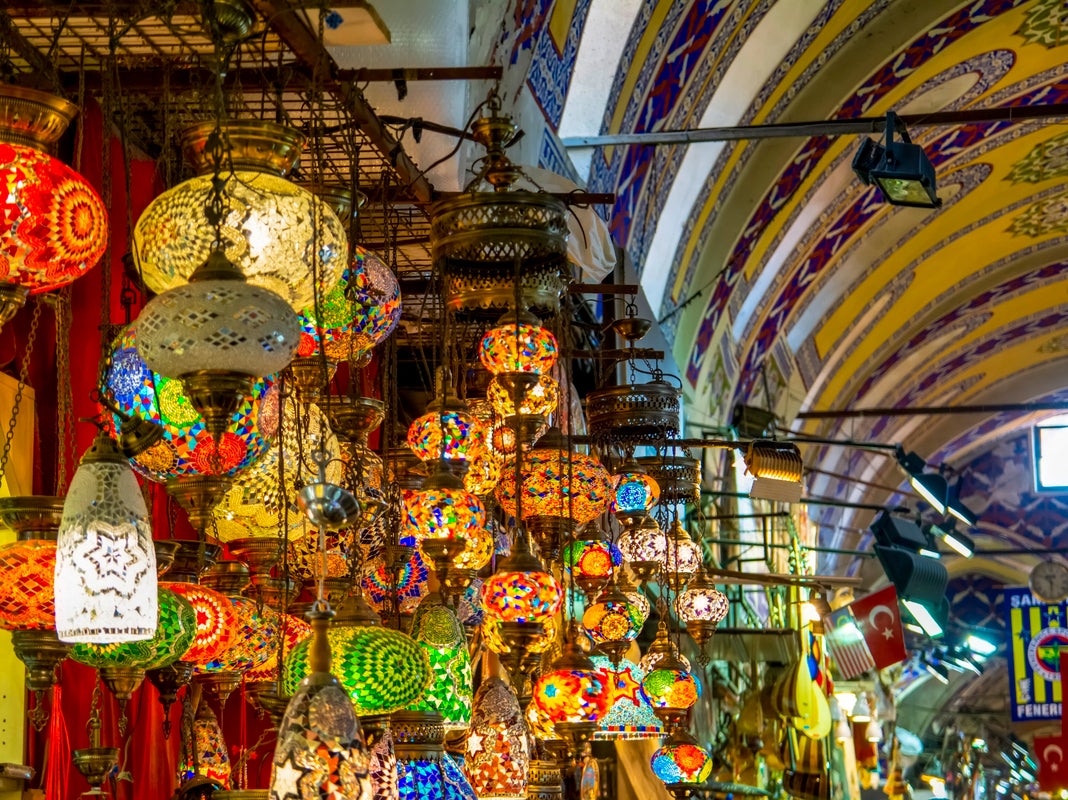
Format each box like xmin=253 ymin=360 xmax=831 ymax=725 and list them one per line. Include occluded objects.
xmin=392 ymin=711 xmax=477 ymax=800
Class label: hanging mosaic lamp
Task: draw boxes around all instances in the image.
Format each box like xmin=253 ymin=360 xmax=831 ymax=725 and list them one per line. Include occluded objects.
xmin=589 ymin=655 xmax=664 ymax=741
xmin=0 ymin=526 xmax=57 ymax=631
xmin=392 ymin=711 xmax=477 ymax=800
xmin=104 ymin=323 xmax=278 ymax=483
xmin=401 ymin=463 xmax=486 ymax=547
xmin=0 ymin=84 xmax=108 ymax=325
xmin=161 ymin=580 xmax=240 ymax=666
xmin=404 ymin=595 xmax=472 ymax=730
xmin=346 ymin=246 xmax=402 ymax=358
xmin=182 ymin=702 xmax=231 ymax=788
xmin=640 ymin=652 xmax=702 ymax=731
xmin=135 ymin=120 xmax=347 ymax=312
xmin=55 ymin=430 xmax=158 ymax=643
xmin=407 ymin=369 xmax=487 ymax=470
xmin=495 ymin=429 xmax=612 ymax=558
xmin=244 ymin=612 xmax=312 ymax=684
xmin=664 ymin=521 xmax=702 ymax=591
xmin=481 ymin=614 xmax=556 ymax=661
xmin=582 ymin=581 xmax=645 ymax=663
xmin=269 ymin=606 xmax=373 ymax=800
xmin=480 ymin=534 xmax=562 ymax=626
xmin=561 ymin=527 xmax=621 ymax=596
xmin=464 ymin=677 xmax=530 ymax=799
xmin=617 ymin=515 xmax=666 ymax=585
xmin=283 ymin=592 xmax=430 ymax=716
xmin=478 ymin=310 xmax=558 ymax=376
xmin=610 ymin=464 xmax=661 ymax=525
xmin=650 ymin=727 xmax=714 ymax=787
xmin=135 ymin=248 xmax=301 ymax=436
xmin=531 ymin=633 xmax=610 ymax=758
xmin=487 ymin=373 xmax=558 ymax=418
xmin=676 ymin=564 xmax=729 ymax=658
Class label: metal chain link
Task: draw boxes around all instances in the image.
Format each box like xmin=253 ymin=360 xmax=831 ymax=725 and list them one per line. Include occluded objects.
xmin=55 ymin=289 xmax=74 ymax=493
xmin=0 ymin=300 xmax=44 ymax=484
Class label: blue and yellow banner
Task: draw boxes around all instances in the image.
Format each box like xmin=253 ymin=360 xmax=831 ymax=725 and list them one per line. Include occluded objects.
xmin=1005 ymin=587 xmax=1068 ymax=722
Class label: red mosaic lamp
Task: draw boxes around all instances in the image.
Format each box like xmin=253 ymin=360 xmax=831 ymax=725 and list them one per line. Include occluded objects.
xmin=0 ymin=85 xmax=108 ymax=325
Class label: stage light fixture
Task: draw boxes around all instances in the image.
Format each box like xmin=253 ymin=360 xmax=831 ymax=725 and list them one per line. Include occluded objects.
xmin=875 ymin=543 xmax=948 ymax=638
xmin=923 ymin=658 xmax=949 ymax=684
xmin=744 ymin=440 xmax=804 ymax=503
xmin=965 ymin=634 xmax=996 ymax=657
xmin=946 ymin=483 xmax=978 ymax=527
xmin=895 ymin=449 xmax=948 ymax=514
xmin=870 ymin=511 xmax=927 ymax=551
xmin=852 ymin=112 xmax=941 ymax=208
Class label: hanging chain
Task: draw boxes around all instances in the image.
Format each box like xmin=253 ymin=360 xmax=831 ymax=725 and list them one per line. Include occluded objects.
xmin=55 ymin=289 xmax=74 ymax=493
xmin=0 ymin=300 xmax=43 ymax=484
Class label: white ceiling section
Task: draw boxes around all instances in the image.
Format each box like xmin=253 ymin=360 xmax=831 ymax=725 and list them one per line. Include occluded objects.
xmin=326 ymin=0 xmax=471 ymax=190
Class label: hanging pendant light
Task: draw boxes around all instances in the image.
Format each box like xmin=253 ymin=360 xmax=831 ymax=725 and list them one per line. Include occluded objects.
xmin=464 ymin=677 xmax=530 ymax=799
xmin=135 ymin=248 xmax=301 ymax=436
xmin=582 ymin=580 xmax=645 ymax=664
xmin=0 ymin=84 xmax=108 ymax=326
xmin=404 ymin=595 xmax=473 ymax=730
xmin=269 ymin=604 xmax=373 ymax=800
xmin=134 ymin=120 xmax=347 ymax=313
xmin=55 ymin=430 xmax=158 ymax=643
xmin=676 ymin=564 xmax=729 ymax=661
xmin=531 ymin=631 xmax=610 ymax=759
xmin=589 ymin=656 xmax=664 ymax=741
xmin=392 ymin=711 xmax=477 ymax=800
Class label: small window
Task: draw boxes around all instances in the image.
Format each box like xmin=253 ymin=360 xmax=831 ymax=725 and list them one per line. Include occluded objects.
xmin=1033 ymin=423 xmax=1068 ymax=493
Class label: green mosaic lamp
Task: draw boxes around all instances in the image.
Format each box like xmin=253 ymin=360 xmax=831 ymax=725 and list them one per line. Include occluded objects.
xmin=283 ymin=591 xmax=430 ymax=716
xmin=404 ymin=595 xmax=472 ymax=730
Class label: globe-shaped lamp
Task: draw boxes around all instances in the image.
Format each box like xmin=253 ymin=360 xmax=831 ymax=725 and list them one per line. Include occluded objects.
xmin=589 ymin=656 xmax=664 ymax=740
xmin=611 ymin=467 xmax=661 ymax=522
xmin=405 ymin=597 xmax=472 ymax=730
xmin=641 ymin=653 xmax=702 ymax=729
xmin=582 ymin=583 xmax=645 ymax=663
xmin=0 ymin=85 xmax=108 ymax=323
xmin=676 ymin=565 xmax=729 ymax=655
xmin=650 ymin=728 xmax=714 ymax=786
xmin=161 ymin=581 xmax=240 ymax=666
xmin=0 ymin=538 xmax=56 ymax=630
xmin=71 ymin=587 xmax=195 ymax=670
xmin=134 ymin=120 xmax=347 ymax=313
xmin=478 ymin=311 xmax=558 ymax=376
xmin=664 ymin=521 xmax=702 ymax=590
xmin=561 ymin=530 xmax=621 ymax=596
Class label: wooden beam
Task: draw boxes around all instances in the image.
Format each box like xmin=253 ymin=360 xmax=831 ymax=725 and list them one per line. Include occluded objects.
xmin=245 ymin=0 xmax=434 ymax=203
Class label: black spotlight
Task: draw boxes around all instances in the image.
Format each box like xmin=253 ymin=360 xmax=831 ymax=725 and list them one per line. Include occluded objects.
xmin=895 ymin=448 xmax=949 ymax=514
xmin=874 ymin=544 xmax=948 ymax=637
xmin=853 ymin=112 xmax=941 ymax=208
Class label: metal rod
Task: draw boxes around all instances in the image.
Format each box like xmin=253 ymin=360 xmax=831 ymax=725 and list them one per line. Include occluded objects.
xmin=705 ymin=512 xmax=790 ymax=520
xmin=702 ymin=537 xmax=875 ymax=558
xmin=560 ymin=103 xmax=1068 ymax=148
xmin=343 ymin=66 xmax=503 ymax=82
xmin=702 ymin=489 xmax=901 ymax=513
xmin=782 ymin=434 xmax=899 ymax=451
xmin=797 ymin=401 xmax=1068 ymax=420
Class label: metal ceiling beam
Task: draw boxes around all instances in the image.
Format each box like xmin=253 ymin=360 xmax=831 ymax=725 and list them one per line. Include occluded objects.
xmin=797 ymin=400 xmax=1068 ymax=420
xmin=245 ymin=0 xmax=434 ymax=203
xmin=0 ymin=11 xmax=60 ymax=90
xmin=561 ymin=102 xmax=1068 ymax=147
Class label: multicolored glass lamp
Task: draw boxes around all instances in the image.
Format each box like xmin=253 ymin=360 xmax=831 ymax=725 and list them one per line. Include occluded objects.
xmin=135 ymin=247 xmax=301 ymax=437
xmin=0 ymin=84 xmax=108 ymax=325
xmin=561 ymin=527 xmax=621 ymax=596
xmin=0 ymin=497 xmax=70 ymax=730
xmin=618 ymin=515 xmax=666 ymax=585
xmin=392 ymin=711 xmax=477 ymax=800
xmin=55 ymin=430 xmax=158 ymax=644
xmin=104 ymin=323 xmax=277 ymax=485
xmin=650 ymin=728 xmax=714 ymax=788
xmin=478 ymin=310 xmax=558 ymax=377
xmin=182 ymin=702 xmax=232 ymax=788
xmin=589 ymin=656 xmax=664 ymax=741
xmin=531 ymin=630 xmax=610 ymax=759
xmin=494 ymin=429 xmax=612 ymax=559
xmin=404 ymin=595 xmax=472 ymax=730
xmin=269 ymin=604 xmax=373 ymax=800
xmin=640 ymin=652 xmax=702 ymax=731
xmin=480 ymin=531 xmax=562 ymax=684
xmin=464 ymin=677 xmax=530 ymax=799
xmin=676 ymin=563 xmax=729 ymax=663
xmin=134 ymin=120 xmax=347 ymax=313
xmin=582 ymin=580 xmax=645 ymax=664
xmin=283 ymin=591 xmax=430 ymax=716
xmin=611 ymin=464 xmax=661 ymax=526
xmin=407 ymin=369 xmax=487 ymax=473
xmin=346 ymin=246 xmax=402 ymax=360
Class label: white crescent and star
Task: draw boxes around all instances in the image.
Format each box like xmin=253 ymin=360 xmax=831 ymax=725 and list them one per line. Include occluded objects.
xmin=868 ymin=605 xmax=897 ymax=640
xmin=1045 ymin=743 xmax=1064 ymax=773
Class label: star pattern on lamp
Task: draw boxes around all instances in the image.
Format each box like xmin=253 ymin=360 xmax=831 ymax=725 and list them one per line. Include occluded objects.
xmin=271 ymin=754 xmax=304 ymax=800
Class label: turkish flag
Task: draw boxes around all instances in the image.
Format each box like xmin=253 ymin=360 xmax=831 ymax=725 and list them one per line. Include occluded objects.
xmin=1036 ymin=735 xmax=1068 ymax=791
xmin=850 ymin=585 xmax=908 ymax=670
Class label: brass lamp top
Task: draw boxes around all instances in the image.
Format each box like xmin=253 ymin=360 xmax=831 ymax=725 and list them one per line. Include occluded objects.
xmin=0 ymin=84 xmax=77 ymax=151
xmin=182 ymin=119 xmax=306 ymax=176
